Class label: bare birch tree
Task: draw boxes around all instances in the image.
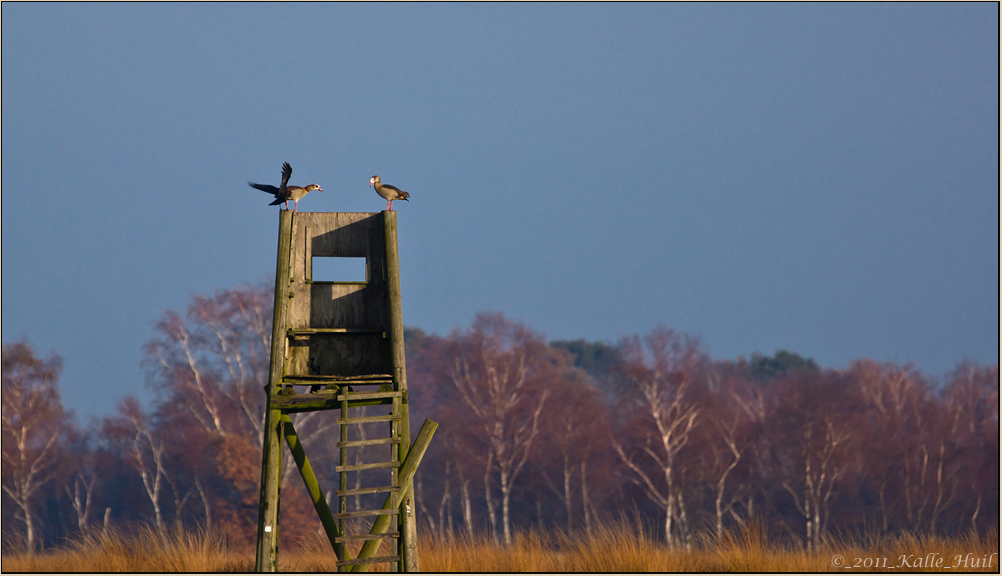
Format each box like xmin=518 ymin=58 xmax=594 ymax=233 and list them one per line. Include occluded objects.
xmin=782 ymin=416 xmax=851 ymax=549
xmin=114 ymin=397 xmax=169 ymax=536
xmin=447 ymin=312 xmax=553 ymax=547
xmin=540 ymin=375 xmax=610 ymax=532
xmin=614 ymin=327 xmax=707 ymax=548
xmin=63 ymin=428 xmax=100 ymax=532
xmin=1 ymin=341 xmax=66 ymax=551
xmin=143 ymin=282 xmax=272 ymax=445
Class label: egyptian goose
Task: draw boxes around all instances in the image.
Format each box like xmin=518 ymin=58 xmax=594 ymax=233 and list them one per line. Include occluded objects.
xmin=248 ymin=162 xmax=322 ymax=212
xmin=369 ymin=175 xmax=410 ymax=210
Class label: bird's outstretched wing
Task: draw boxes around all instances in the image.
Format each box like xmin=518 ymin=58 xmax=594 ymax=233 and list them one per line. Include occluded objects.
xmin=280 ymin=162 xmax=292 ymax=192
xmin=249 ymin=162 xmax=294 ymax=206
xmin=248 ymin=182 xmax=280 ymax=195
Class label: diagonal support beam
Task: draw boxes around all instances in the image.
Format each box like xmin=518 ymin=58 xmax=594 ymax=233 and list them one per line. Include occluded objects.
xmin=349 ymin=418 xmax=439 ymax=573
xmin=281 ymin=413 xmax=345 ymax=562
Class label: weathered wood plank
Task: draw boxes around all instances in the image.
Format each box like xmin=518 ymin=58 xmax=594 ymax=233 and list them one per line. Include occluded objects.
xmin=335 ymin=533 xmax=398 ymax=543
xmin=337 ymin=485 xmax=400 ymax=496
xmin=282 ymin=373 xmax=392 ymax=383
xmin=338 ymin=414 xmax=399 ymax=424
xmin=337 ymin=438 xmax=400 ymax=448
xmin=337 ymin=391 xmax=401 ymax=401
xmin=338 ymin=555 xmax=401 ymax=568
xmin=270 ymin=390 xmax=395 ymax=410
xmin=288 ymin=333 xmax=392 ymax=377
xmin=335 ymin=508 xmax=400 ymax=519
xmin=335 ymin=461 xmax=398 ymax=472
xmin=310 ymin=282 xmax=388 ymax=331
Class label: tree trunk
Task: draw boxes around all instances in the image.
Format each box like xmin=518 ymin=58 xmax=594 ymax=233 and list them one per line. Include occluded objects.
xmin=500 ymin=467 xmax=512 ymax=547
xmin=417 ymin=476 xmax=437 ymax=536
xmin=195 ymin=474 xmax=212 ymax=531
xmin=563 ymin=457 xmax=574 ymax=531
xmin=437 ymin=463 xmax=452 ymax=539
xmin=665 ymin=472 xmax=676 ymax=546
xmin=484 ymin=453 xmax=497 ymax=541
xmin=24 ymin=502 xmax=35 ymax=552
xmin=677 ymin=490 xmax=691 ymax=550
xmin=461 ymin=477 xmax=473 ymax=536
xmin=580 ymin=458 xmax=592 ymax=536
xmin=715 ymin=479 xmax=725 ymax=541
xmin=664 ymin=504 xmax=671 ymax=547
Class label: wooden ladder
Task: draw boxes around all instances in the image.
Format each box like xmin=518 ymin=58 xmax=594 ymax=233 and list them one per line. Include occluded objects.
xmin=335 ymin=375 xmax=403 ymax=571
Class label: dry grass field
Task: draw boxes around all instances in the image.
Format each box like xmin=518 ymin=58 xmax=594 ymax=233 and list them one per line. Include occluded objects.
xmin=2 ymin=521 xmax=997 ymax=572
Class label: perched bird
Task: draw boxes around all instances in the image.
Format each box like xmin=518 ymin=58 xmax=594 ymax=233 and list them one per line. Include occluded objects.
xmin=248 ymin=162 xmax=322 ymax=212
xmin=369 ymin=175 xmax=410 ymax=210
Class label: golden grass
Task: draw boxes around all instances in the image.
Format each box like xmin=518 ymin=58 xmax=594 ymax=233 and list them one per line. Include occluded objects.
xmin=1 ymin=525 xmax=253 ymax=573
xmin=415 ymin=522 xmax=998 ymax=573
xmin=2 ymin=520 xmax=997 ymax=572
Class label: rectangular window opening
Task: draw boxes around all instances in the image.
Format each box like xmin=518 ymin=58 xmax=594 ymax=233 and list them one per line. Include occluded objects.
xmin=311 ymin=257 xmax=367 ymax=283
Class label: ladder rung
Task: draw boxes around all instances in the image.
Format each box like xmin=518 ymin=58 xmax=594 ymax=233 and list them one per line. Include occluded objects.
xmin=335 ymin=461 xmax=399 ymax=472
xmin=337 ymin=438 xmax=401 ymax=448
xmin=337 ymin=485 xmax=400 ymax=496
xmin=338 ymin=391 xmax=401 ymax=401
xmin=337 ymin=554 xmax=401 ymax=567
xmin=335 ymin=508 xmax=400 ymax=519
xmin=338 ymin=415 xmax=399 ymax=424
xmin=334 ymin=532 xmax=398 ymax=542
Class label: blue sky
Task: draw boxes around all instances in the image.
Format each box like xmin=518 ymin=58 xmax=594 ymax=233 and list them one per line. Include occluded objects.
xmin=2 ymin=3 xmax=998 ymax=419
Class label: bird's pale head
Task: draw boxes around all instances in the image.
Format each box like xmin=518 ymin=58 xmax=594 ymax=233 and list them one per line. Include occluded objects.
xmin=369 ymin=175 xmax=380 ymax=187
xmin=306 ymin=184 xmax=322 ymax=192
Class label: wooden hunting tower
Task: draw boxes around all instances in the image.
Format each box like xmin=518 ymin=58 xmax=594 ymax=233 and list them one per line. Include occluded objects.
xmin=255 ymin=210 xmax=436 ymax=572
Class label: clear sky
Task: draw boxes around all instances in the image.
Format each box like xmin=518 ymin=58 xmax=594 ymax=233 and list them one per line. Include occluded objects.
xmin=2 ymin=3 xmax=998 ymax=419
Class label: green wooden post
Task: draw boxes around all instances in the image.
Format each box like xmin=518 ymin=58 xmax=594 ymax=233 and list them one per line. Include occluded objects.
xmin=282 ymin=413 xmax=343 ymax=559
xmin=383 ymin=210 xmax=417 ymax=572
xmin=351 ymin=419 xmax=439 ymax=573
xmin=256 ymin=210 xmax=294 ymax=572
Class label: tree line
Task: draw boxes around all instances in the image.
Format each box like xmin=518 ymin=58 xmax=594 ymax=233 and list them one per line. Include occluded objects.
xmin=2 ymin=282 xmax=997 ymax=552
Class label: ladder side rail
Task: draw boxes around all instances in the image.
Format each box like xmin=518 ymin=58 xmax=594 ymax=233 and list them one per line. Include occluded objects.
xmin=338 ymin=389 xmax=349 ymax=570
